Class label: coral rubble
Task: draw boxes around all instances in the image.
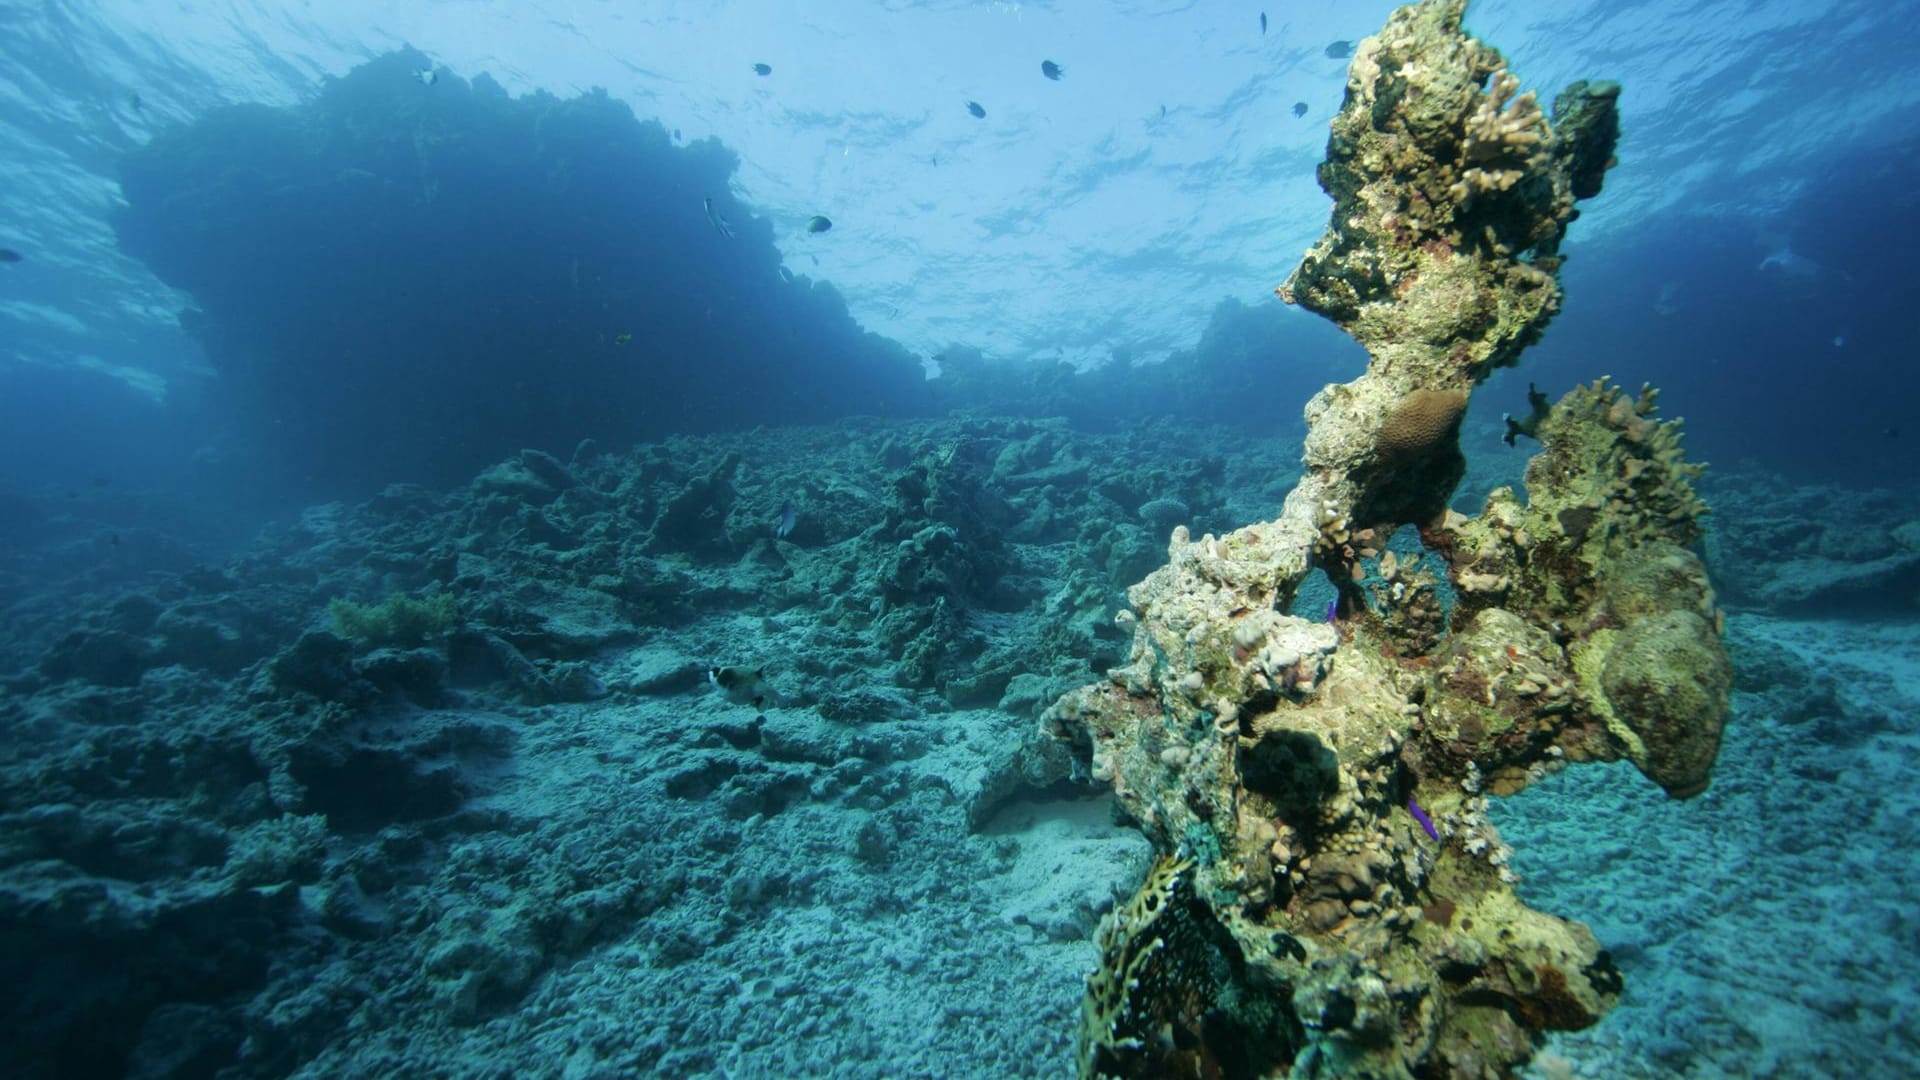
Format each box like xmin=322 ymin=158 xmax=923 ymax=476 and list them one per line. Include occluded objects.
xmin=1046 ymin=1 xmax=1728 ymax=1075
xmin=1 ymin=413 xmax=1261 ymax=1077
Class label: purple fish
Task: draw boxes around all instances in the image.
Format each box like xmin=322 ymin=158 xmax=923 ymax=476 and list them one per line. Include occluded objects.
xmin=1326 ymin=598 xmax=1339 ymax=624
xmin=774 ymin=500 xmax=797 ymax=539
xmin=1407 ymin=797 xmax=1439 ymax=841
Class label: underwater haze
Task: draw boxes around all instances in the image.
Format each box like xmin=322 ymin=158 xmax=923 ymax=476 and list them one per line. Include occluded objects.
xmin=1 ymin=0 xmax=1918 ymax=1077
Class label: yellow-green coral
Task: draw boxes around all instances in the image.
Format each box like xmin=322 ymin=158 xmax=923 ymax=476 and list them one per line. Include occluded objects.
xmin=1529 ymin=377 xmax=1708 ymax=552
xmin=328 ymin=591 xmax=460 ymax=648
xmin=1438 ymin=379 xmax=1729 ymax=796
xmin=1443 ymin=377 xmax=1711 ymax=630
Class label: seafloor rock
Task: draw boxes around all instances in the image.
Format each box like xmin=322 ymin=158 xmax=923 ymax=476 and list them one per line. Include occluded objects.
xmin=1037 ymin=2 xmax=1730 ymax=1076
xmin=0 ymin=405 xmax=1288 ymax=1076
xmin=37 ymin=627 xmax=154 ymax=686
xmin=269 ymin=630 xmax=358 ymax=698
xmin=1700 ymin=470 xmax=1920 ymax=617
xmin=0 ymin=816 xmax=300 ymax=1076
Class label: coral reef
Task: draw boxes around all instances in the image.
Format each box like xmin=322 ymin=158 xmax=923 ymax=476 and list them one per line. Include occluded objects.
xmin=1044 ymin=1 xmax=1728 ymax=1076
xmin=112 ymin=49 xmax=930 ymax=495
xmin=0 ymin=402 xmax=1907 ymax=1079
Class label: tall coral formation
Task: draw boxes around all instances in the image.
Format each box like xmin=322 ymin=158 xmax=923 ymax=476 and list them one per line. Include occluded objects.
xmin=1046 ymin=1 xmax=1728 ymax=1076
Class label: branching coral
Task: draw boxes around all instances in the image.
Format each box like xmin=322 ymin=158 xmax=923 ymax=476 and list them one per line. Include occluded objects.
xmin=1045 ymin=1 xmax=1727 ymax=1076
xmin=1451 ymin=70 xmax=1549 ymax=206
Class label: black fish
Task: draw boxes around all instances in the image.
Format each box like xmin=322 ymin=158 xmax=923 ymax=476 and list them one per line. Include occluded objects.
xmin=709 ymin=666 xmax=776 ymax=709
xmin=0 ymin=249 xmax=19 ymax=263
xmin=1325 ymin=40 xmax=1353 ymax=59
xmin=806 ymin=215 xmax=832 ymax=234
xmin=1293 ymin=101 xmax=1308 ymax=118
xmin=967 ymin=100 xmax=986 ymax=119
xmin=753 ymin=63 xmax=772 ymax=76
xmin=1260 ymin=12 xmax=1267 ymax=35
xmin=1041 ymin=60 xmax=1064 ymax=80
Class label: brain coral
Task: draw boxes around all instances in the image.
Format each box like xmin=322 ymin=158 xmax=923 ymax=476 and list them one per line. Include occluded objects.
xmin=1377 ymin=388 xmax=1468 ymax=460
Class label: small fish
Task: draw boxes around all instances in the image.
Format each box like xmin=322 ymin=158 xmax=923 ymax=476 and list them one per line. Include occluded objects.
xmin=414 ymin=67 xmax=438 ymax=85
xmin=806 ymin=215 xmax=832 ymax=234
xmin=0 ymin=249 xmax=20 ymax=263
xmin=1293 ymin=101 xmax=1308 ymax=118
xmin=128 ymin=91 xmax=143 ymax=112
xmin=1407 ymin=798 xmax=1440 ymax=840
xmin=1260 ymin=12 xmax=1267 ymax=35
xmin=775 ymin=500 xmax=797 ymax=538
xmin=613 ymin=333 xmax=632 ymax=346
xmin=1041 ymin=60 xmax=1064 ymax=80
xmin=753 ymin=63 xmax=772 ymax=76
xmin=1501 ymin=383 xmax=1552 ymax=447
xmin=703 ymin=196 xmax=735 ymax=239
xmin=1833 ymin=335 xmax=1845 ymax=348
xmin=1326 ymin=598 xmax=1339 ymax=624
xmin=709 ymin=666 xmax=777 ymax=709
xmin=1325 ymin=40 xmax=1353 ymax=59
xmin=778 ymin=266 xmax=795 ymax=283
xmin=966 ymin=100 xmax=986 ymax=119
xmin=672 ymin=128 xmax=682 ymax=141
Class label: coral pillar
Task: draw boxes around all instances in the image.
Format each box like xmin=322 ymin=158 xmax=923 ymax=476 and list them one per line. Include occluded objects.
xmin=1047 ymin=2 xmax=1729 ymax=1076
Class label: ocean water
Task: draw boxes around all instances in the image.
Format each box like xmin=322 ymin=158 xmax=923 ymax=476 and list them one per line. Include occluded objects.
xmin=1 ymin=1 xmax=1917 ymax=1077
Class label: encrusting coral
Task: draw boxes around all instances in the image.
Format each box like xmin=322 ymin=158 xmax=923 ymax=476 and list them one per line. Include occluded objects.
xmin=1044 ymin=1 xmax=1729 ymax=1076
